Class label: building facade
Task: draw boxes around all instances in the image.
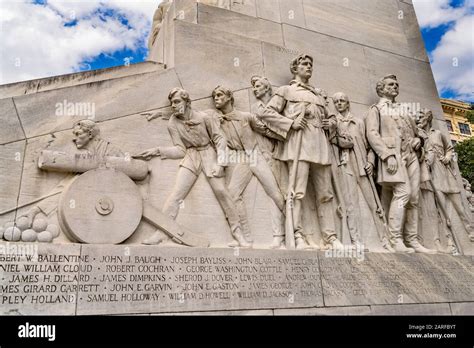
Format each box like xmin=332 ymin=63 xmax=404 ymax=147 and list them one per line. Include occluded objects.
xmin=441 ymin=98 xmax=473 ymax=145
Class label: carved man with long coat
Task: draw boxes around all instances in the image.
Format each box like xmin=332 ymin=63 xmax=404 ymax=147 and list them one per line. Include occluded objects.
xmin=417 ymin=109 xmax=474 ymax=243
xmin=365 ymin=75 xmax=435 ymax=254
xmin=258 ymin=54 xmax=343 ymax=250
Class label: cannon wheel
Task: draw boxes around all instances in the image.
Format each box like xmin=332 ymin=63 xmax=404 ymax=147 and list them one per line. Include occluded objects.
xmin=58 ymin=168 xmax=142 ymax=244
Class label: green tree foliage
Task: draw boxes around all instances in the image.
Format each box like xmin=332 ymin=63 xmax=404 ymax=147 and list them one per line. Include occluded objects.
xmin=466 ymin=109 xmax=474 ymax=124
xmin=455 ymin=137 xmax=474 ymax=187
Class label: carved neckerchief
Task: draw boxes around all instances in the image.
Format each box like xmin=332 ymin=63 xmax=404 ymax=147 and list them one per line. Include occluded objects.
xmin=218 ymin=110 xmax=245 ymax=151
xmin=289 ymin=79 xmax=319 ymax=97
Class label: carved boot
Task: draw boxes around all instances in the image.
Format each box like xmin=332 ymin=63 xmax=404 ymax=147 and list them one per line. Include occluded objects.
xmin=269 ymin=236 xmax=285 ymax=249
xmin=391 ymin=239 xmax=415 ymax=253
xmin=305 ymin=235 xmax=320 ymax=249
xmin=229 ymin=228 xmax=252 ymax=248
xmin=405 ymin=240 xmax=437 ymax=254
xmin=295 ymin=236 xmax=311 ymax=250
xmin=382 ymin=238 xmax=395 ymax=253
xmin=434 ymin=239 xmax=450 ymax=254
xmin=328 ymin=238 xmax=345 ymax=251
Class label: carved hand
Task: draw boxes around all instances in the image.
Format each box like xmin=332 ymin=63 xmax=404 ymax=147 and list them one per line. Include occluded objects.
xmin=386 ymin=156 xmax=398 ymax=175
xmin=291 ymin=117 xmax=307 ymax=130
xmin=364 ymin=162 xmax=374 ymax=177
xmin=440 ymin=155 xmax=451 ymax=165
xmin=211 ymin=165 xmax=225 ymax=178
xmin=132 ymin=147 xmax=160 ymax=161
xmin=411 ymin=137 xmax=422 ymax=151
xmin=321 ymin=119 xmax=331 ymax=130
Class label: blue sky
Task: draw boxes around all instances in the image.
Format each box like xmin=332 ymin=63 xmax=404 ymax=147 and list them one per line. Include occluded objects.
xmin=1 ymin=0 xmax=473 ymax=103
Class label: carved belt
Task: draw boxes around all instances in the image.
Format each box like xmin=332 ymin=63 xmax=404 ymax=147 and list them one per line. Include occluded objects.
xmin=188 ymin=143 xmax=211 ymax=151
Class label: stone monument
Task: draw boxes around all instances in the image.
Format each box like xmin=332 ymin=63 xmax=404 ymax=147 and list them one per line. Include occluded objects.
xmin=0 ymin=0 xmax=472 ymax=316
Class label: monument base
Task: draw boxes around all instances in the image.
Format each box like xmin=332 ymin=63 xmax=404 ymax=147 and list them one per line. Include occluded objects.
xmin=1 ymin=242 xmax=473 ymax=315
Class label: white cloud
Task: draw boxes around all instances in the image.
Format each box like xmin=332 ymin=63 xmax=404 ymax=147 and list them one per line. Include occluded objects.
xmin=430 ymin=14 xmax=474 ymax=101
xmin=0 ymin=0 xmax=161 ymax=84
xmin=413 ymin=0 xmax=474 ymax=102
xmin=412 ymin=0 xmax=469 ymax=28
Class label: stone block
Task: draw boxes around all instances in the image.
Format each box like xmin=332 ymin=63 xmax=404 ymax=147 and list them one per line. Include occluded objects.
xmin=0 ymin=141 xmax=25 ymax=216
xmin=397 ymin=1 xmax=429 ymax=62
xmin=302 ymin=0 xmax=411 ymax=58
xmin=267 ymin=25 xmax=372 ymax=104
xmin=0 ymin=243 xmax=81 ymax=315
xmin=76 ymin=246 xmax=323 ymax=315
xmin=319 ymin=252 xmax=474 ymax=306
xmin=256 ymin=0 xmax=281 ymax=23
xmin=0 ymin=98 xmax=24 ymax=145
xmin=13 ymin=69 xmax=182 ymax=138
xmin=173 ymin=20 xmax=264 ymax=100
xmin=449 ymin=302 xmax=474 ymax=315
xmin=370 ymin=303 xmax=452 ymax=315
xmin=274 ymin=306 xmax=371 ymax=315
xmin=198 ymin=4 xmax=284 ymax=46
xmin=230 ymin=0 xmax=257 ymax=17
xmin=364 ymin=47 xmax=444 ymax=117
xmin=279 ymin=0 xmax=306 ymax=28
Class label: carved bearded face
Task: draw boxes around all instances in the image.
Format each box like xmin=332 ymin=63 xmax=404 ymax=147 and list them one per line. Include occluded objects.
xmin=381 ymin=78 xmax=399 ymax=98
xmin=213 ymin=89 xmax=231 ymax=110
xmin=296 ymin=58 xmax=313 ymax=80
xmin=72 ymin=126 xmax=92 ymax=149
xmin=252 ymin=80 xmax=268 ymax=99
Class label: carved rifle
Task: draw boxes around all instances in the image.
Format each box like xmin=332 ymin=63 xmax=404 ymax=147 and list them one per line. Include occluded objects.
xmin=285 ymin=105 xmax=306 ymax=249
xmin=365 ymin=168 xmax=395 ymax=252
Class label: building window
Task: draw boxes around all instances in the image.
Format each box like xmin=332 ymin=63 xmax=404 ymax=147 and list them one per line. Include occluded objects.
xmin=459 ymin=122 xmax=471 ymax=135
xmin=446 ymin=120 xmax=453 ymax=132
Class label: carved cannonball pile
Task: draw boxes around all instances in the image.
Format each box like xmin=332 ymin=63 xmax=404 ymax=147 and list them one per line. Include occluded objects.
xmin=0 ymin=218 xmax=59 ymax=243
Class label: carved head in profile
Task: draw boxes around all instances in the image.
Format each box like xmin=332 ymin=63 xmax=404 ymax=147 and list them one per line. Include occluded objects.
xmin=376 ymin=74 xmax=399 ymax=99
xmin=72 ymin=120 xmax=100 ymax=149
xmin=290 ymin=54 xmax=313 ymax=81
xmin=168 ymin=87 xmax=191 ymax=117
xmin=332 ymin=92 xmax=350 ymax=113
xmin=212 ymin=85 xmax=234 ymax=110
xmin=250 ymin=76 xmax=272 ymax=99
xmin=416 ymin=108 xmax=433 ymax=129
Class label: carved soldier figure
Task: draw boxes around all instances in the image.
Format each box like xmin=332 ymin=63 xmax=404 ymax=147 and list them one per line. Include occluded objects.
xmin=258 ymin=54 xmax=343 ymax=250
xmin=250 ymin=76 xmax=287 ymax=248
xmin=134 ymin=87 xmax=249 ymax=247
xmin=19 ymin=120 xmax=124 ymax=228
xmin=331 ymin=92 xmax=378 ymax=247
xmin=417 ymin=109 xmax=474 ymax=242
xmin=366 ymin=75 xmax=436 ymax=253
xmin=210 ymin=85 xmax=285 ymax=247
xmin=462 ymin=178 xmax=474 ymax=213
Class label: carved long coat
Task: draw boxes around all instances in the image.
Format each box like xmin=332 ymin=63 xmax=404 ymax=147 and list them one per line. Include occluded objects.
xmin=259 ymin=80 xmax=335 ymax=165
